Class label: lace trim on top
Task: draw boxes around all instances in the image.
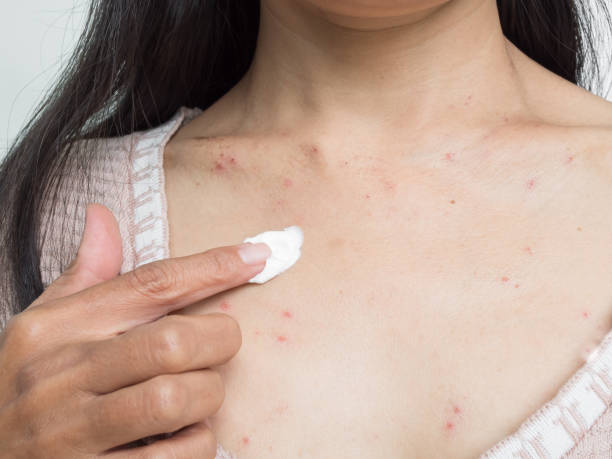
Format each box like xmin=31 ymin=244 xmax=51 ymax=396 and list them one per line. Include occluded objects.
xmin=128 ymin=106 xmax=237 ymax=459
xmin=129 ymin=106 xmax=202 ymax=269
xmin=480 ymin=331 xmax=612 ymax=458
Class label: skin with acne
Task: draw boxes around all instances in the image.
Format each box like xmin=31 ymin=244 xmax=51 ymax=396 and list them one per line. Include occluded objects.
xmin=166 ymin=124 xmax=612 ymax=458
xmin=161 ymin=1 xmax=612 ymax=457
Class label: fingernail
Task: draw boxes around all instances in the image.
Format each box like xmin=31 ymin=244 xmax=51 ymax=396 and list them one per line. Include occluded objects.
xmin=238 ymin=242 xmax=272 ymax=265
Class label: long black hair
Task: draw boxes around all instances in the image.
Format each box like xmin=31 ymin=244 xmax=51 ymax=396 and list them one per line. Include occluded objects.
xmin=0 ymin=0 xmax=610 ymax=323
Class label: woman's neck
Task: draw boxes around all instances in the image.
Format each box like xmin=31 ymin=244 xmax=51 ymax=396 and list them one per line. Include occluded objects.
xmin=234 ymin=0 xmax=529 ymax=136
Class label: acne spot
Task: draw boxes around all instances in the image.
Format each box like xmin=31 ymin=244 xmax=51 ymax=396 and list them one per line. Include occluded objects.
xmin=503 ymin=116 xmax=509 ymax=123
xmin=214 ymin=161 xmax=225 ymax=171
xmin=526 ymin=178 xmax=536 ymax=190
xmin=381 ymin=178 xmax=396 ymax=192
xmin=254 ymin=330 xmax=261 ymax=336
xmin=343 ymin=160 xmax=349 ymax=166
xmin=453 ymin=405 xmax=462 ymax=414
xmin=582 ymin=311 xmax=591 ymax=319
xmin=283 ymin=177 xmax=293 ymax=188
xmin=501 ymin=276 xmax=509 ymax=283
xmin=282 ymin=310 xmax=293 ymax=319
xmin=242 ymin=437 xmax=250 ymax=445
xmin=566 ymin=156 xmax=574 ymax=164
xmin=444 ymin=152 xmax=456 ymax=161
xmin=277 ymin=335 xmax=288 ymax=343
xmin=445 ymin=421 xmax=455 ymax=431
xmin=229 ymin=157 xmax=237 ymax=165
xmin=220 ymin=301 xmax=231 ymax=311
xmin=195 ymin=181 xmax=201 ymax=187
xmin=464 ymin=94 xmax=473 ymax=106
xmin=450 ymin=200 xmax=456 ymax=204
xmin=365 ymin=194 xmax=371 ymax=199
xmin=300 ymin=143 xmax=320 ymax=159
xmin=514 ymin=284 xmax=520 ymax=288
xmin=577 ymin=226 xmax=583 ymax=231
xmin=523 ymin=246 xmax=533 ymax=255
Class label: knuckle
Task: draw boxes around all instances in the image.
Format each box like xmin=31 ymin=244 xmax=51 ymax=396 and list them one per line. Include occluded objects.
xmin=3 ymin=310 xmax=46 ymax=349
xmin=146 ymin=377 xmax=186 ymax=426
xmin=128 ymin=261 xmax=183 ymax=301
xmin=203 ymin=250 xmax=237 ymax=284
xmin=149 ymin=320 xmax=192 ymax=372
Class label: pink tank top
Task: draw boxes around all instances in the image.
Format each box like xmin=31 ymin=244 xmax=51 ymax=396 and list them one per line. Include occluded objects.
xmin=36 ymin=106 xmax=612 ymax=457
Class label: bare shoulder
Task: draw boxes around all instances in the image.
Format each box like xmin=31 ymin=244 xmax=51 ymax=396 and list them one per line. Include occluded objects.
xmin=507 ymin=41 xmax=612 ymax=176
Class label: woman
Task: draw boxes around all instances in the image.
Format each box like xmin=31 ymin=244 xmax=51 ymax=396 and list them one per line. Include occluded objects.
xmin=1 ymin=0 xmax=612 ymax=457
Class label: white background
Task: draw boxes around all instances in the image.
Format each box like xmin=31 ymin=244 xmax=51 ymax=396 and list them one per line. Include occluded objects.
xmin=1 ymin=0 xmax=611 ymax=159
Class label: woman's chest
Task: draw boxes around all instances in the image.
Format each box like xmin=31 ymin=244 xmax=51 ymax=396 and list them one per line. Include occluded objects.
xmin=166 ymin=208 xmax=612 ymax=458
xmin=163 ymin=140 xmax=612 ymax=457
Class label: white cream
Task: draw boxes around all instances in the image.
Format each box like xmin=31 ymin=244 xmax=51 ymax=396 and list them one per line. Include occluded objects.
xmin=243 ymin=225 xmax=304 ymax=283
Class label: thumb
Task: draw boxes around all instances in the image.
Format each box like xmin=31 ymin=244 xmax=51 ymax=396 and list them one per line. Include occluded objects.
xmin=31 ymin=203 xmax=123 ymax=307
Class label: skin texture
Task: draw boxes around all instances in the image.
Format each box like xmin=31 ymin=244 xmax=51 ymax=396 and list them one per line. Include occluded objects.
xmin=162 ymin=0 xmax=612 ymax=457
xmin=0 ymin=204 xmax=272 ymax=457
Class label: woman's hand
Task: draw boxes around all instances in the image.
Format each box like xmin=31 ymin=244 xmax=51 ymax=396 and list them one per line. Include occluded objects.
xmin=0 ymin=204 xmax=270 ymax=458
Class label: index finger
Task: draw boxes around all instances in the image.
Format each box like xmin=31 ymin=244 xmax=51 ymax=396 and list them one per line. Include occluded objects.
xmin=36 ymin=242 xmax=271 ymax=340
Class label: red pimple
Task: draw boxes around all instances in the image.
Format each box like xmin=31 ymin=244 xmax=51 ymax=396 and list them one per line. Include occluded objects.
xmin=242 ymin=436 xmax=250 ymax=445
xmin=365 ymin=194 xmax=371 ymax=199
xmin=501 ymin=276 xmax=509 ymax=283
xmin=514 ymin=283 xmax=520 ymax=288
xmin=254 ymin=329 xmax=261 ymax=335
xmin=526 ymin=178 xmax=536 ymax=190
xmin=582 ymin=311 xmax=591 ymax=319
xmin=444 ymin=152 xmax=456 ymax=161
xmin=277 ymin=335 xmax=288 ymax=342
xmin=566 ymin=156 xmax=574 ymax=164
xmin=301 ymin=143 xmax=320 ymax=158
xmin=214 ymin=161 xmax=225 ymax=171
xmin=445 ymin=421 xmax=455 ymax=431
xmin=450 ymin=200 xmax=456 ymax=204
xmin=453 ymin=405 xmax=462 ymax=414
xmin=381 ymin=178 xmax=396 ymax=192
xmin=283 ymin=177 xmax=293 ymax=187
xmin=229 ymin=156 xmax=237 ymax=165
xmin=220 ymin=301 xmax=231 ymax=311
xmin=282 ymin=310 xmax=293 ymax=319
